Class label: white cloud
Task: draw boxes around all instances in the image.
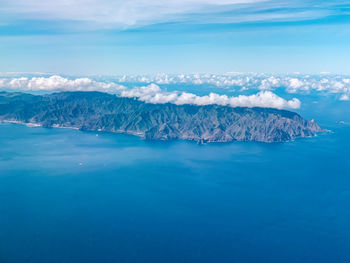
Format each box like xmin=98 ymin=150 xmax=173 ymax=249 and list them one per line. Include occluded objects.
xmin=121 ymin=83 xmax=300 ymax=109
xmin=0 ymin=75 xmax=126 ymax=92
xmin=287 ymin=78 xmax=304 ymax=93
xmin=340 ymin=94 xmax=350 ymax=101
xmin=259 ymin=76 xmax=280 ymax=90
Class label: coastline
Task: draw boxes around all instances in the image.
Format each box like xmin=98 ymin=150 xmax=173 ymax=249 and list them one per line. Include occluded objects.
xmin=0 ymin=120 xmax=80 ymax=130
xmin=0 ymin=119 xmax=328 ymax=145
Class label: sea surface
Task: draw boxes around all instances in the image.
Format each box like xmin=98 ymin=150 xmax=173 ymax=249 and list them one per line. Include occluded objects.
xmin=0 ymin=95 xmax=350 ymax=263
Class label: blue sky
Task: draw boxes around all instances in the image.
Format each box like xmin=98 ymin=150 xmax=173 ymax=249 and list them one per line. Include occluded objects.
xmin=1 ymin=0 xmax=350 ymax=75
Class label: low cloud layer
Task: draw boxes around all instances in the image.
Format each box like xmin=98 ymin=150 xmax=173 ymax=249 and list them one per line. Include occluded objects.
xmin=116 ymin=73 xmax=350 ymax=101
xmin=0 ymin=75 xmax=125 ymax=92
xmin=0 ymin=75 xmax=301 ymax=109
xmin=121 ymin=84 xmax=300 ymax=109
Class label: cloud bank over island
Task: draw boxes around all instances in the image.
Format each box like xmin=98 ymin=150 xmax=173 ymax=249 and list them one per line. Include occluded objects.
xmin=121 ymin=84 xmax=300 ymax=109
xmin=0 ymin=75 xmax=302 ymax=109
xmin=1 ymin=73 xmax=349 ymax=109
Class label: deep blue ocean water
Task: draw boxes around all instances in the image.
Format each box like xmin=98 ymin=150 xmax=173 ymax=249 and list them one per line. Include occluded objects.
xmin=0 ymin=95 xmax=350 ymax=263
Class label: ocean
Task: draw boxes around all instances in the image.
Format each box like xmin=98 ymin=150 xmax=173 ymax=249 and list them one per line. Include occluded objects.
xmin=0 ymin=93 xmax=350 ymax=263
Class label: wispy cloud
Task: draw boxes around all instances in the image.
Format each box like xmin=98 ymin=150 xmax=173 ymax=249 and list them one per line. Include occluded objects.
xmin=1 ymin=0 xmax=348 ymax=29
xmin=0 ymin=0 xmax=266 ymax=28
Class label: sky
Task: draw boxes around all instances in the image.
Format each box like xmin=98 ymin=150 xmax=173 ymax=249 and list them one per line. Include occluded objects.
xmin=0 ymin=0 xmax=350 ymax=75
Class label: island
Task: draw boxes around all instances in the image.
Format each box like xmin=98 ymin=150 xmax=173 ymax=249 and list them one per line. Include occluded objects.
xmin=0 ymin=91 xmax=324 ymax=143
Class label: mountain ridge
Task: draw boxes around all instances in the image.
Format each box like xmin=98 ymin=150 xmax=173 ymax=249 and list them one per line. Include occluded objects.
xmin=0 ymin=91 xmax=324 ymax=143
